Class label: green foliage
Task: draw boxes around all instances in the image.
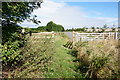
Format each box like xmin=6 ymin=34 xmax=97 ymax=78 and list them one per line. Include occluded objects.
xmin=30 ymin=21 xmax=65 ymax=32
xmin=91 ymin=57 xmax=108 ymax=70
xmin=46 ymin=21 xmax=64 ymax=32
xmin=2 ymin=2 xmax=42 ymax=24
xmin=74 ymin=41 xmax=88 ymax=48
xmin=37 ymin=26 xmax=46 ymax=31
xmin=112 ymin=28 xmax=115 ymax=32
xmin=23 ymin=27 xmax=31 ymax=32
xmin=103 ymin=24 xmax=108 ymax=29
xmin=43 ymin=34 xmax=78 ymax=78
xmin=73 ymin=40 xmax=119 ymax=78
xmin=46 ymin=21 xmax=54 ymax=31
xmin=2 ymin=22 xmax=22 ymax=44
xmin=9 ymin=34 xmax=55 ymax=78
xmin=85 ymin=56 xmax=109 ymax=78
xmin=2 ymin=2 xmax=43 ymax=67
xmin=2 ymin=22 xmax=27 ymax=68
xmin=2 ymin=32 xmax=26 ymax=67
xmin=2 ymin=2 xmax=43 ymax=77
xmin=66 ymin=27 xmax=86 ymax=32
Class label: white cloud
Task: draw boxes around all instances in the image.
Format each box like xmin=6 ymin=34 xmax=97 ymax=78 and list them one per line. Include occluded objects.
xmin=53 ymin=0 xmax=119 ymax=2
xmin=19 ymin=0 xmax=118 ymax=29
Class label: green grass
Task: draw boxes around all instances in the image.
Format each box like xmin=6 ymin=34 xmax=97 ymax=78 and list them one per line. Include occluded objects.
xmin=8 ymin=33 xmax=81 ymax=78
xmin=44 ymin=35 xmax=78 ymax=78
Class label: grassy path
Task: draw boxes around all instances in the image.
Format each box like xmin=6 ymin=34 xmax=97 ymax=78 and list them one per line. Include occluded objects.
xmin=44 ymin=35 xmax=78 ymax=78
xmin=10 ymin=33 xmax=80 ymax=78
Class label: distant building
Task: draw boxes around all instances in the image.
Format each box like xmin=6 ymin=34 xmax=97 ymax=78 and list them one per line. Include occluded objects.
xmin=86 ymin=28 xmax=102 ymax=32
xmin=86 ymin=28 xmax=118 ymax=32
xmin=115 ymin=28 xmax=119 ymax=31
xmin=95 ymin=29 xmax=102 ymax=32
xmin=86 ymin=29 xmax=93 ymax=32
xmin=105 ymin=28 xmax=112 ymax=32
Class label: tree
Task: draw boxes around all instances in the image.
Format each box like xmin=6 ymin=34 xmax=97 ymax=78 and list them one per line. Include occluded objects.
xmin=57 ymin=25 xmax=64 ymax=32
xmin=112 ymin=28 xmax=115 ymax=32
xmin=2 ymin=2 xmax=43 ymax=42
xmin=91 ymin=26 xmax=95 ymax=32
xmin=37 ymin=26 xmax=46 ymax=31
xmin=96 ymin=27 xmax=99 ymax=29
xmin=46 ymin=21 xmax=64 ymax=32
xmin=2 ymin=2 xmax=43 ymax=24
xmin=46 ymin=21 xmax=54 ymax=31
xmin=103 ymin=24 xmax=108 ymax=29
xmin=113 ymin=24 xmax=116 ymax=28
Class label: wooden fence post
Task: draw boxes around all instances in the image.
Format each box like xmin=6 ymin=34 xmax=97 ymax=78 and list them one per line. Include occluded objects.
xmin=52 ymin=31 xmax=54 ymax=38
xmin=72 ymin=31 xmax=75 ymax=46
xmin=114 ymin=32 xmax=118 ymax=40
xmin=108 ymin=32 xmax=110 ymax=39
xmin=29 ymin=31 xmax=32 ymax=36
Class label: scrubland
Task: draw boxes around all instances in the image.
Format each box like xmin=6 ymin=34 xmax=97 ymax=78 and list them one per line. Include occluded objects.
xmin=74 ymin=39 xmax=119 ymax=78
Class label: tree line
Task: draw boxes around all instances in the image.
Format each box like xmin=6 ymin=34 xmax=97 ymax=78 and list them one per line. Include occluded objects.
xmin=30 ymin=21 xmax=65 ymax=32
xmin=66 ymin=24 xmax=118 ymax=33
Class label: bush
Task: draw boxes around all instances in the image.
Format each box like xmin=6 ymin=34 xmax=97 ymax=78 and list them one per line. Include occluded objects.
xmin=2 ymin=32 xmax=26 ymax=67
xmin=2 ymin=22 xmax=26 ymax=68
xmin=74 ymin=40 xmax=119 ymax=78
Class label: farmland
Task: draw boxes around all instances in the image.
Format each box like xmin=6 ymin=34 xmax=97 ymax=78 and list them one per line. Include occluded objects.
xmin=2 ymin=1 xmax=119 ymax=79
xmin=2 ymin=32 xmax=119 ymax=78
xmin=4 ymin=33 xmax=78 ymax=78
xmin=74 ymin=39 xmax=119 ymax=78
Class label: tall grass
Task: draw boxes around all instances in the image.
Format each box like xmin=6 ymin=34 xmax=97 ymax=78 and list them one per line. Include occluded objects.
xmin=8 ymin=33 xmax=55 ymax=78
xmin=74 ymin=40 xmax=119 ymax=78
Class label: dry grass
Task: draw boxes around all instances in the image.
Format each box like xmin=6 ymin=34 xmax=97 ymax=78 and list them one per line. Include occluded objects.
xmin=74 ymin=39 xmax=119 ymax=78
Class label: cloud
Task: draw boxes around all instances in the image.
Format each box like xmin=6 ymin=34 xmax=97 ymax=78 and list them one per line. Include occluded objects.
xmin=91 ymin=11 xmax=102 ymax=16
xmin=19 ymin=0 xmax=118 ymax=29
xmin=52 ymin=0 xmax=119 ymax=2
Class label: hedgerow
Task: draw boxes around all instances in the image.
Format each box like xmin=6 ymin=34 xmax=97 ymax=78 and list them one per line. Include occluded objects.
xmin=2 ymin=23 xmax=27 ymax=68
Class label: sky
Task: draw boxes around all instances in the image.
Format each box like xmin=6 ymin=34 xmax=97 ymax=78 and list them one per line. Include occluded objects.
xmin=18 ymin=0 xmax=118 ymax=29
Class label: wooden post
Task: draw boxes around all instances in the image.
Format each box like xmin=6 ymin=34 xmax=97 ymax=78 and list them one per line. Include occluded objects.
xmin=29 ymin=31 xmax=32 ymax=36
xmin=114 ymin=32 xmax=118 ymax=40
xmin=72 ymin=31 xmax=75 ymax=46
xmin=52 ymin=31 xmax=54 ymax=38
xmin=103 ymin=34 xmax=104 ymax=40
xmin=108 ymin=32 xmax=110 ymax=39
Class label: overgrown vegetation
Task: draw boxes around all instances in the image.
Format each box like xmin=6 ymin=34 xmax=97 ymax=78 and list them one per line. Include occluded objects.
xmin=73 ymin=40 xmax=119 ymax=78
xmin=5 ymin=33 xmax=81 ymax=78
xmin=2 ymin=23 xmax=27 ymax=77
xmin=1 ymin=2 xmax=119 ymax=79
xmin=43 ymin=34 xmax=77 ymax=78
xmin=2 ymin=2 xmax=42 ymax=77
xmin=7 ymin=33 xmax=55 ymax=78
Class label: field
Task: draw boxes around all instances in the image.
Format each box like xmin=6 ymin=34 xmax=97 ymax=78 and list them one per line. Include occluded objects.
xmin=2 ymin=2 xmax=119 ymax=79
xmin=5 ymin=33 xmax=79 ymax=78
xmin=74 ymin=39 xmax=119 ymax=78
xmin=2 ymin=33 xmax=119 ymax=78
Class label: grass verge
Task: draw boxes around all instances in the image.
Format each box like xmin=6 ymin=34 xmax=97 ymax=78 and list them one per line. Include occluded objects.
xmin=8 ymin=33 xmax=81 ymax=78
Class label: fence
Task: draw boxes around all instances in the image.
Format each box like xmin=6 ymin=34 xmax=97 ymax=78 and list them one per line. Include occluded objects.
xmin=73 ymin=31 xmax=120 ymax=43
xmin=33 ymin=32 xmax=55 ymax=38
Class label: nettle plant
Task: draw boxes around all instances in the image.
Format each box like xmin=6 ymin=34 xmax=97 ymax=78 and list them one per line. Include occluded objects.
xmin=2 ymin=31 xmax=26 ymax=67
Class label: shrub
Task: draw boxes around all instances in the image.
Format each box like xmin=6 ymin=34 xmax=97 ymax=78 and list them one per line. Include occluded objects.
xmin=74 ymin=40 xmax=119 ymax=78
xmin=2 ymin=32 xmax=26 ymax=67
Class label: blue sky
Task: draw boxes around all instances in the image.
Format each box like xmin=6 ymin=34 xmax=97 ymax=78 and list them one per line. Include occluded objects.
xmin=68 ymin=2 xmax=118 ymax=18
xmin=19 ymin=0 xmax=118 ymax=29
xmin=51 ymin=0 xmax=119 ymax=2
